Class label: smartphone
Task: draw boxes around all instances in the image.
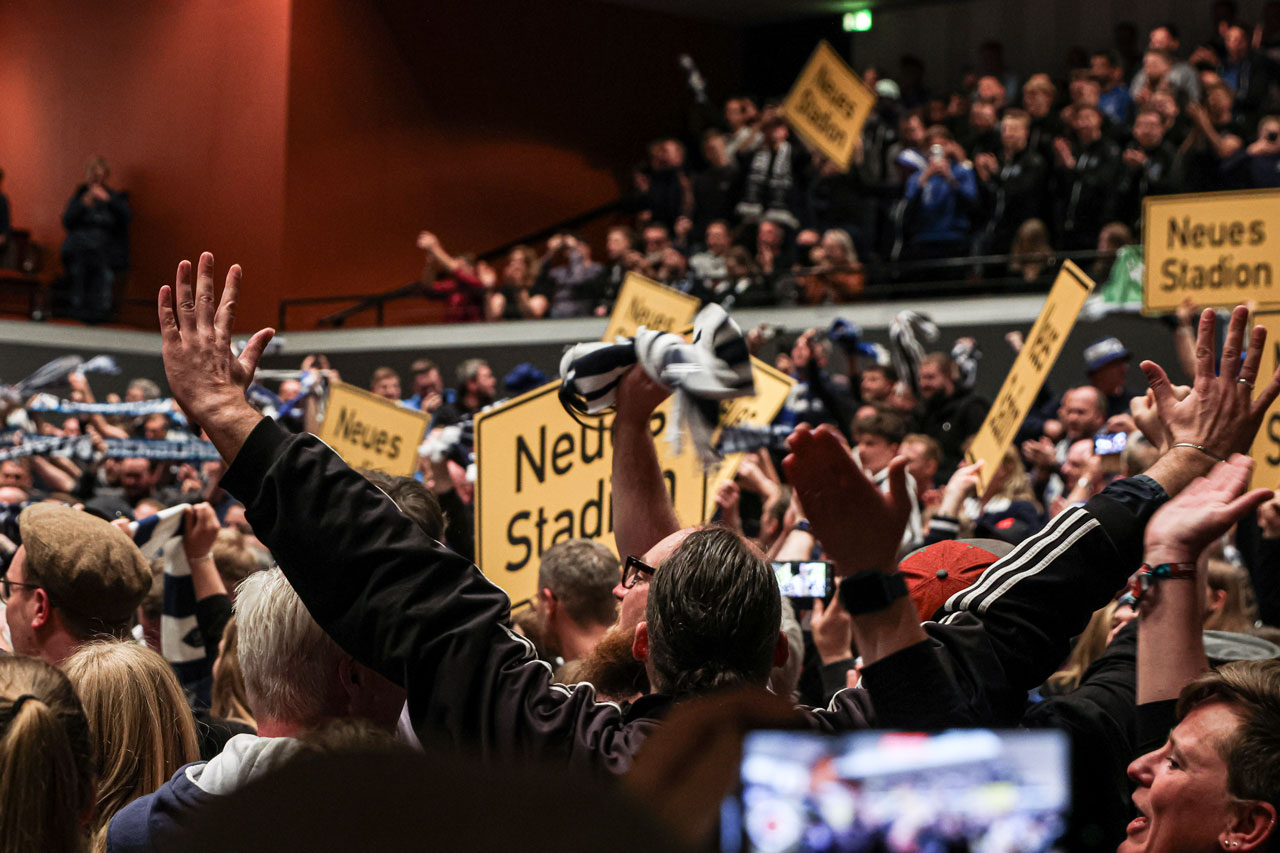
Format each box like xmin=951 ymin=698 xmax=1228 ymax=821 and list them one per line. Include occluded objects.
xmin=721 ymin=728 xmax=1071 ymax=853
xmin=773 ymin=560 xmax=834 ymax=602
xmin=1093 ymin=431 xmax=1127 ymax=456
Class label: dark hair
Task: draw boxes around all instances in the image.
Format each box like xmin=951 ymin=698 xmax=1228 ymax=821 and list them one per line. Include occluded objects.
xmin=863 ymin=363 xmax=899 ymax=383
xmin=853 ymin=411 xmax=907 ymax=445
xmin=1156 ymin=22 xmax=1181 ymax=40
xmin=1176 ymin=660 xmax=1280 ymax=809
xmin=1091 ymin=48 xmax=1121 ymax=66
xmin=644 ymin=526 xmax=780 ymax=699
xmin=537 ymin=539 xmax=620 ymax=628
xmin=359 ymin=470 xmax=446 ymax=542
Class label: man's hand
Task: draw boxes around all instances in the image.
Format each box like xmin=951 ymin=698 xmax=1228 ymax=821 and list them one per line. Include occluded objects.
xmin=1140 ymin=305 xmax=1280 ymax=460
xmin=784 ymin=424 xmax=910 ymax=574
xmin=1145 ymin=455 xmax=1273 ymax=566
xmin=811 ymin=594 xmax=854 ymax=665
xmin=159 ymin=253 xmax=272 ymax=458
xmin=938 ymin=459 xmax=983 ymax=517
xmin=1258 ymin=493 xmax=1280 ymax=539
xmin=1020 ymin=436 xmax=1057 ymax=470
xmin=613 ymin=366 xmax=670 ymax=425
xmin=183 ymin=502 xmax=221 ymax=561
xmin=714 ymin=480 xmax=741 ymax=532
xmin=1053 ymin=137 xmax=1076 ymax=169
xmin=1122 ymin=148 xmax=1148 ymax=169
xmin=974 ymin=152 xmax=999 ymax=182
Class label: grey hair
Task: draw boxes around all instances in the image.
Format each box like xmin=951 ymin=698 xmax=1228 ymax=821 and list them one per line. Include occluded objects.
xmin=234 ymin=568 xmax=345 ymax=726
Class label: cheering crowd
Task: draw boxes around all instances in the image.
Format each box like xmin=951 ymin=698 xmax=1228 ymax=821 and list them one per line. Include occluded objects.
xmin=409 ymin=15 xmax=1280 ymax=321
xmin=0 ymin=251 xmax=1278 ymax=852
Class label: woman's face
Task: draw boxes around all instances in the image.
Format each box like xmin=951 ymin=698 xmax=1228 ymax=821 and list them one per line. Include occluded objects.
xmin=1121 ymin=701 xmax=1243 ymax=853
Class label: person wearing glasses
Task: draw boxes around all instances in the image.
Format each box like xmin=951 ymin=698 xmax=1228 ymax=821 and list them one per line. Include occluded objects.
xmin=3 ymin=503 xmax=150 ymax=665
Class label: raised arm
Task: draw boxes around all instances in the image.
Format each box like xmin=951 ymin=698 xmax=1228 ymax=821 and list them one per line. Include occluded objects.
xmin=610 ymin=367 xmax=678 ymax=560
xmin=1136 ymin=455 xmax=1271 ymax=704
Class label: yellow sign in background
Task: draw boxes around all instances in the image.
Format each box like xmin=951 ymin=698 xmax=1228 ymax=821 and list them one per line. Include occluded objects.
xmin=317 ymin=381 xmax=430 ymax=477
xmin=601 ymin=273 xmax=701 ymax=342
xmin=701 ymin=359 xmax=795 ymax=520
xmin=965 ymin=261 xmax=1096 ymax=493
xmin=780 ymin=41 xmax=876 ymax=171
xmin=474 ymin=359 xmax=793 ymax=605
xmin=1249 ymin=311 xmax=1280 ymax=491
xmin=1143 ymin=188 xmax=1280 ymax=315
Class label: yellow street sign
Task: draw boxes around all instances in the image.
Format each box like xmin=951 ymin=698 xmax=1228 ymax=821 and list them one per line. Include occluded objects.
xmin=965 ymin=261 xmax=1096 ymax=493
xmin=601 ymin=273 xmax=701 ymax=342
xmin=1143 ymin=188 xmax=1280 ymax=314
xmin=780 ymin=41 xmax=876 ymax=171
xmin=316 ymin=381 xmax=430 ymax=478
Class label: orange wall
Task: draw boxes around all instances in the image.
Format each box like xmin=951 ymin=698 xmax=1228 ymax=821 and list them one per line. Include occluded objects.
xmin=0 ymin=0 xmax=291 ymax=329
xmin=0 ymin=2 xmax=739 ymax=331
xmin=283 ymin=0 xmax=742 ymax=328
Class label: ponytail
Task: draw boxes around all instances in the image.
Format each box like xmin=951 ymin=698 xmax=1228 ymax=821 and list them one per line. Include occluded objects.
xmin=0 ymin=659 xmax=96 ymax=853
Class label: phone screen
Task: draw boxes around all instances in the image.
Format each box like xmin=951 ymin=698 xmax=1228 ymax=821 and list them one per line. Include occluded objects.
xmin=721 ymin=729 xmax=1071 ymax=853
xmin=1093 ymin=431 xmax=1127 ymax=455
xmin=773 ymin=560 xmax=833 ymax=600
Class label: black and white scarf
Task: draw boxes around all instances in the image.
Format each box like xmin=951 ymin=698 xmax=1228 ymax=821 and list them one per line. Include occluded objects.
xmin=559 ymin=304 xmax=754 ymax=463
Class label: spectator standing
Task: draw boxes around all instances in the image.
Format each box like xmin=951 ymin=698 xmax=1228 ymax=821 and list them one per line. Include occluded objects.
xmin=902 ymin=126 xmax=979 ymax=268
xmin=1053 ymin=106 xmax=1121 ymax=250
xmin=484 ymin=245 xmax=547 ymax=321
xmin=1022 ymin=74 xmax=1065 ymax=163
xmin=1116 ymin=108 xmax=1184 ymax=231
xmin=975 ymin=109 xmax=1050 ymax=256
xmin=1217 ymin=23 xmax=1271 ymax=131
xmin=912 ymin=352 xmax=987 ymax=480
xmin=536 ymin=234 xmax=602 ymax=319
xmin=369 ymin=367 xmax=401 ymax=401
xmin=61 ymin=155 xmax=131 ymax=323
xmin=735 ymin=115 xmax=807 ymax=230
xmin=403 ymin=358 xmax=445 ymax=415
xmin=432 ymin=358 xmax=497 ymax=427
xmin=1132 ymin=46 xmax=1201 ymax=110
xmin=532 ymin=539 xmax=619 ymax=673
xmin=691 ymin=131 xmax=738 ymax=232
xmin=688 ymin=220 xmax=732 ymax=295
xmin=1091 ymin=49 xmax=1134 ymax=126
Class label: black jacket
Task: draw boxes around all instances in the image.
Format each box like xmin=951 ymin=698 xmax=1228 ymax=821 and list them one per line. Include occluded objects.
xmin=978 ymin=146 xmax=1050 ymax=254
xmin=912 ymin=387 xmax=989 ymax=481
xmin=1054 ymin=136 xmax=1122 ymax=250
xmin=222 ymin=419 xmax=1165 ymax=798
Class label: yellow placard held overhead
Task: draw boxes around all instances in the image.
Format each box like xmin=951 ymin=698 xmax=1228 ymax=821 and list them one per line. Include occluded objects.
xmin=1143 ymin=188 xmax=1280 ymax=314
xmin=473 ymin=382 xmax=707 ymax=606
xmin=701 ymin=359 xmax=796 ymax=520
xmin=965 ymin=261 xmax=1096 ymax=493
xmin=316 ymin=381 xmax=430 ymax=478
xmin=601 ymin=273 xmax=701 ymax=342
xmin=1248 ymin=311 xmax=1280 ymax=491
xmin=780 ymin=41 xmax=876 ymax=171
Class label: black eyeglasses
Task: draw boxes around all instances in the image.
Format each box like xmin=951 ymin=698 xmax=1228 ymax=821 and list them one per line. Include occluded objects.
xmin=622 ymin=555 xmax=656 ymax=589
xmin=0 ymin=576 xmax=40 ymax=603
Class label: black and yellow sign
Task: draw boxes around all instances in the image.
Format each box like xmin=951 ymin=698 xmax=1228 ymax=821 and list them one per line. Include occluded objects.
xmin=601 ymin=273 xmax=701 ymax=342
xmin=474 ymin=358 xmax=794 ymax=605
xmin=317 ymin=381 xmax=430 ymax=477
xmin=965 ymin=261 xmax=1096 ymax=493
xmin=780 ymin=41 xmax=876 ymax=171
xmin=1249 ymin=311 xmax=1280 ymax=491
xmin=473 ymin=382 xmax=706 ymax=605
xmin=1143 ymin=188 xmax=1280 ymax=314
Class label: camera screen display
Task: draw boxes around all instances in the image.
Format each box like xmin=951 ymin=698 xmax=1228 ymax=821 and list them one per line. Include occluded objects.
xmin=773 ymin=561 xmax=831 ymax=598
xmin=721 ymin=729 xmax=1070 ymax=853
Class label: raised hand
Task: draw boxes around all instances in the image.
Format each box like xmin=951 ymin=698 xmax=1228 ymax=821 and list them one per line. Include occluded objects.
xmin=158 ymin=253 xmax=272 ymax=458
xmin=182 ymin=502 xmax=221 ymax=562
xmin=1145 ymin=455 xmax=1273 ymax=566
xmin=810 ymin=594 xmax=854 ymax=664
xmin=1140 ymin=305 xmax=1280 ymax=460
xmin=783 ymin=423 xmax=911 ymax=574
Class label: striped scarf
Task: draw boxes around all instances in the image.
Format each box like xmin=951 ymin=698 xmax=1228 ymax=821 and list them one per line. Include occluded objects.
xmin=559 ymin=304 xmax=755 ymax=463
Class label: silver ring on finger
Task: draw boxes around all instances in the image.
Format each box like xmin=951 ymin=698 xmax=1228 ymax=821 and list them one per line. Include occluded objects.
xmin=1238 ymin=378 xmax=1256 ymax=389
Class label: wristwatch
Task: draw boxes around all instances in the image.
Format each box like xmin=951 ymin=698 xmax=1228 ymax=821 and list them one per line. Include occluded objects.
xmin=794 ymin=520 xmax=812 ymax=534
xmin=838 ymin=570 xmax=910 ymax=615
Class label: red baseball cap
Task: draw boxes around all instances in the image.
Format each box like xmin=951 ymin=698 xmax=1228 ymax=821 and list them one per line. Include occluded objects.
xmin=898 ymin=539 xmax=1011 ymax=622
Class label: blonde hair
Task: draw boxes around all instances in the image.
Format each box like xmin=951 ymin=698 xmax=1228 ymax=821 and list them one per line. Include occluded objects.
xmin=1009 ymin=218 xmax=1054 ymax=281
xmin=211 ymin=615 xmax=257 ymax=727
xmin=1204 ymin=559 xmax=1259 ymax=634
xmin=212 ymin=527 xmax=262 ymax=595
xmin=63 ymin=642 xmax=200 ymax=852
xmin=987 ymin=448 xmax=1042 ymax=511
xmin=1046 ymin=600 xmax=1119 ymax=694
xmin=0 ymin=656 xmax=96 ymax=853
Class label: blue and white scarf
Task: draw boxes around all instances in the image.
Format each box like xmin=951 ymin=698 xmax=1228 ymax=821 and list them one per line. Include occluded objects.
xmin=131 ymin=504 xmax=210 ymax=692
xmin=559 ymin=304 xmax=754 ymax=463
xmin=0 ymin=435 xmax=221 ymax=463
xmin=888 ymin=310 xmax=939 ymax=398
xmin=0 ymin=355 xmax=119 ymax=405
xmin=27 ymin=394 xmax=188 ymax=425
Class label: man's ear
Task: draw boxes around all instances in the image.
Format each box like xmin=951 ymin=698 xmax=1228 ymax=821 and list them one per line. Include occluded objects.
xmin=1224 ymin=799 xmax=1278 ymax=851
xmin=773 ymin=631 xmax=790 ymax=669
xmin=30 ymin=589 xmax=53 ymax=630
xmin=540 ymin=587 xmax=557 ymax=619
xmin=632 ymin=621 xmax=649 ymax=663
xmin=336 ymin=654 xmax=360 ymax=699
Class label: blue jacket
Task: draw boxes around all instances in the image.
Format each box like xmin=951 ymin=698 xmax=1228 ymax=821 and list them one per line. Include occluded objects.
xmin=904 ymin=162 xmax=978 ymax=243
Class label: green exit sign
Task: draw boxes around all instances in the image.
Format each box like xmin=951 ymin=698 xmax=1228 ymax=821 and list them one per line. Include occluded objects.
xmin=842 ymin=9 xmax=872 ymax=31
